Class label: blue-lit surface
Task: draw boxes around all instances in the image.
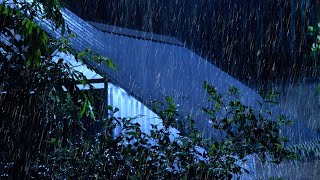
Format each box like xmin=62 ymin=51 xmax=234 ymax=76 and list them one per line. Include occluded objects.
xmin=53 ymin=51 xmax=163 ymax=134
xmin=108 ymin=82 xmax=162 ymax=135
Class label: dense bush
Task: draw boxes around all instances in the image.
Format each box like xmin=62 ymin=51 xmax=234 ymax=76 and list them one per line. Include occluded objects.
xmin=20 ymin=86 xmax=295 ymax=179
xmin=0 ymin=0 xmax=295 ymax=179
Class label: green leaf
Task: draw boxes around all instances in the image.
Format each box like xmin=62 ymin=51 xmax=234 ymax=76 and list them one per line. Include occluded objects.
xmin=79 ymin=97 xmax=88 ymax=119
xmin=86 ymin=99 xmax=96 ymax=120
xmin=312 ymin=43 xmax=317 ymax=52
xmin=35 ymin=48 xmax=41 ymax=57
xmin=78 ymin=50 xmax=87 ymax=59
xmin=26 ymin=58 xmax=31 ymax=68
xmin=3 ymin=6 xmax=8 ymax=15
xmin=25 ymin=20 xmax=30 ymax=29
xmin=40 ymin=31 xmax=48 ymax=45
xmin=308 ymin=26 xmax=315 ymax=33
xmin=28 ymin=23 xmax=33 ymax=35
xmin=229 ymin=86 xmax=239 ymax=95
xmin=48 ymin=138 xmax=58 ymax=145
xmin=105 ymin=59 xmax=117 ymax=71
xmin=113 ymin=107 xmax=119 ymax=113
xmin=126 ymin=131 xmax=138 ymax=137
xmin=107 ymin=105 xmax=113 ymax=111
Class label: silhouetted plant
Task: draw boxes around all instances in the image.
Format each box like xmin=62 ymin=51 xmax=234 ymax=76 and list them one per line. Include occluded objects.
xmin=0 ymin=0 xmax=112 ymax=178
xmin=202 ymin=82 xmax=295 ymax=164
xmin=31 ymin=83 xmax=296 ymax=179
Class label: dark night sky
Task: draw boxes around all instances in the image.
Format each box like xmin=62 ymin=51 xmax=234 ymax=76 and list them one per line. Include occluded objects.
xmin=63 ymin=0 xmax=320 ymax=87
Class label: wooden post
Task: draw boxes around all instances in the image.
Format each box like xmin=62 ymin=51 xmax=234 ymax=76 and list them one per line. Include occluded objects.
xmin=104 ymin=78 xmax=108 ymax=118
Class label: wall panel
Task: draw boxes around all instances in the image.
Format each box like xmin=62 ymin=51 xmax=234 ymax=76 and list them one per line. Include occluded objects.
xmin=107 ymin=82 xmax=161 ymax=135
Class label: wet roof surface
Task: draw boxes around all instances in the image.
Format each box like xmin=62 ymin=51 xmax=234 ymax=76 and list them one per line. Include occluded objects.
xmin=35 ymin=7 xmax=320 ymax=144
xmin=89 ymin=21 xmax=183 ymax=46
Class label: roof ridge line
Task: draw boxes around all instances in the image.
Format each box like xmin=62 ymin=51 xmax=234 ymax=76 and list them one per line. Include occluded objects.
xmin=88 ymin=21 xmax=184 ymax=47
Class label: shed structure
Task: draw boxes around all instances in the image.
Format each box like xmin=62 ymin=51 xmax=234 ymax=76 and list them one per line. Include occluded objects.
xmin=5 ymin=4 xmax=318 ymax=179
xmin=36 ymin=8 xmax=320 ymax=144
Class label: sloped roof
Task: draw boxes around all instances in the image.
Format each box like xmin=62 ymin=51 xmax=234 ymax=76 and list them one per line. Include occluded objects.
xmin=35 ymin=8 xmax=319 ymax=144
xmin=88 ymin=21 xmax=183 ymax=46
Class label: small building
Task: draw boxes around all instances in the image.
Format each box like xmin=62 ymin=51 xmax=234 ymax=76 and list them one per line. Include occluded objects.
xmin=36 ymin=7 xmax=320 ymax=179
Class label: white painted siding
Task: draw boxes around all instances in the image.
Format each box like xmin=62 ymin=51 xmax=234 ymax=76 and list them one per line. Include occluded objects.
xmin=107 ymin=82 xmax=162 ymax=135
xmin=52 ymin=51 xmax=162 ymax=134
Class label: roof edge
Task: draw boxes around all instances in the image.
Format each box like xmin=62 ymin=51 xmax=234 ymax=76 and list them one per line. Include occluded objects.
xmin=88 ymin=21 xmax=184 ymax=46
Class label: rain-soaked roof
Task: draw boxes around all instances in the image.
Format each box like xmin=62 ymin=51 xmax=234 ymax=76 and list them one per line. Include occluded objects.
xmin=35 ymin=8 xmax=319 ymax=144
xmin=88 ymin=21 xmax=183 ymax=46
xmin=65 ymin=0 xmax=319 ymax=85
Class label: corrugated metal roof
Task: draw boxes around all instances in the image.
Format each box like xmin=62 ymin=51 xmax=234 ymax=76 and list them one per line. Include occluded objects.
xmin=55 ymin=51 xmax=167 ymax=136
xmin=89 ymin=21 xmax=184 ymax=46
xmin=34 ymin=8 xmax=320 ymax=144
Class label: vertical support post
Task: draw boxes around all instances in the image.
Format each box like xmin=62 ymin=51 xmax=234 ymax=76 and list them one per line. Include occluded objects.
xmin=102 ymin=78 xmax=109 ymax=136
xmin=104 ymin=78 xmax=109 ymax=117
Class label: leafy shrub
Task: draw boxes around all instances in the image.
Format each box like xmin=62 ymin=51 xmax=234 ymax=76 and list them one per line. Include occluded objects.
xmin=13 ymin=83 xmax=294 ymax=179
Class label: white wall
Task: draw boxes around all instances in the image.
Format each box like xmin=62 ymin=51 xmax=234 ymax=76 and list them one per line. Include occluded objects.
xmin=107 ymin=82 xmax=162 ymax=135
